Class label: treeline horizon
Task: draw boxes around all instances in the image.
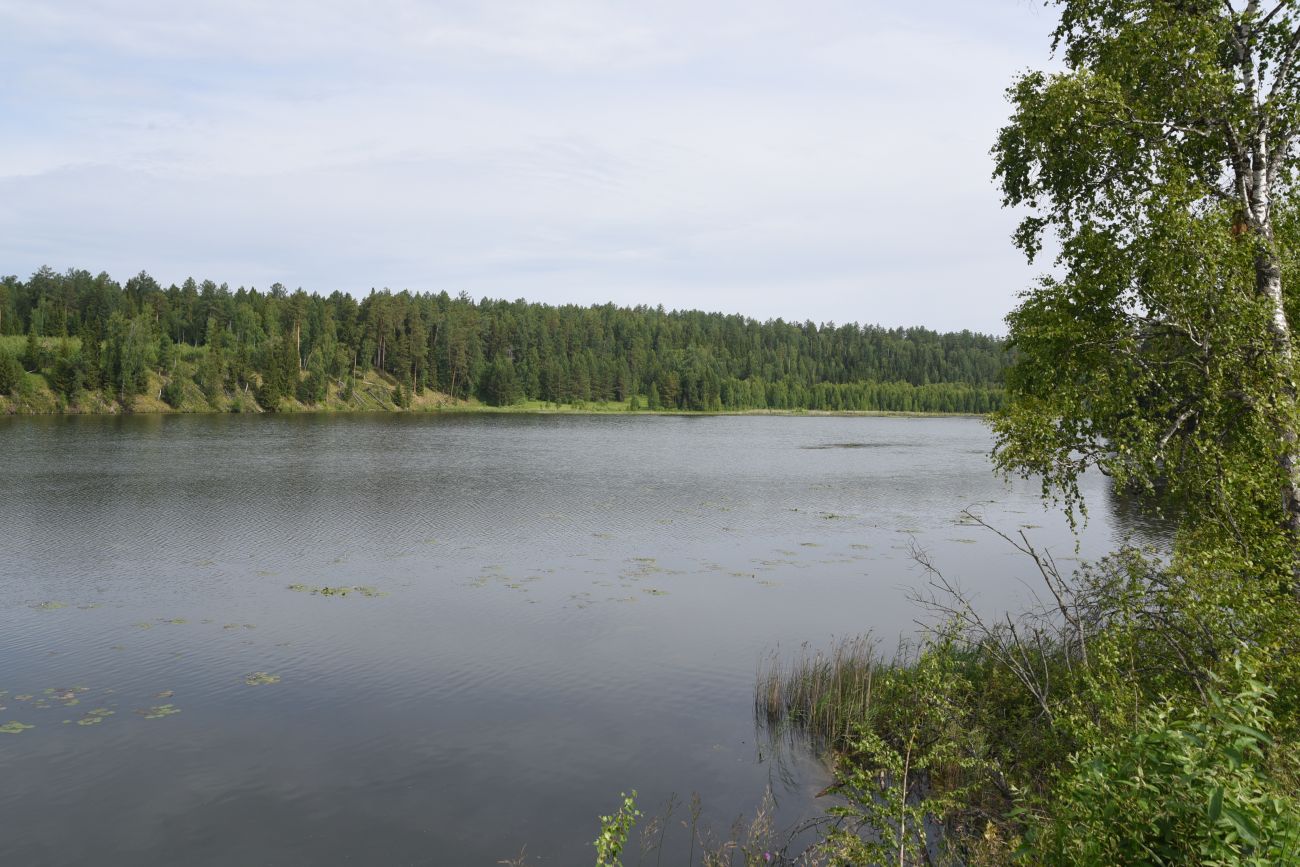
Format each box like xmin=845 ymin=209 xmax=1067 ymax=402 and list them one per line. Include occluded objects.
xmin=0 ymin=266 xmax=1010 ymax=413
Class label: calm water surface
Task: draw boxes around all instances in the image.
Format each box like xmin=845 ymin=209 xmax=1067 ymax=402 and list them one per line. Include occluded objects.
xmin=0 ymin=414 xmax=1161 ymax=865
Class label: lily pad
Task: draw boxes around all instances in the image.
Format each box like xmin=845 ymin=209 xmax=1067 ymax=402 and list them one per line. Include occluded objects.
xmin=139 ymin=704 xmax=180 ymax=720
xmin=32 ymin=601 xmax=66 ymax=611
xmin=0 ymin=721 xmax=34 ymax=734
xmin=244 ymin=672 xmax=281 ymax=686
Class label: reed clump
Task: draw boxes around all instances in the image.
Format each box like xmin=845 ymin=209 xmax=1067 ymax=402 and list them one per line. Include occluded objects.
xmin=755 ymin=635 xmax=881 ymax=751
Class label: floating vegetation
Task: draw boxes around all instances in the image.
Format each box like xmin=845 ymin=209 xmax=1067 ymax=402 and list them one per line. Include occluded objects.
xmin=799 ymin=542 xmax=820 ymax=548
xmin=820 ymin=513 xmax=850 ymax=520
xmin=0 ymin=721 xmax=34 ymax=734
xmin=139 ymin=704 xmax=180 ymax=720
xmin=949 ymin=538 xmax=979 ymax=544
xmin=78 ymin=708 xmax=114 ymax=726
xmin=155 ymin=689 xmax=174 ymax=699
xmin=133 ymin=622 xmax=153 ymax=630
xmin=31 ymin=601 xmax=66 ymax=611
xmin=45 ymin=687 xmax=88 ymax=706
xmin=15 ymin=694 xmax=33 ymax=702
xmin=160 ymin=618 xmax=188 ymax=625
xmin=642 ymin=588 xmax=668 ymax=596
xmin=223 ymin=623 xmax=256 ymax=630
xmin=288 ymin=584 xmax=386 ymax=597
xmin=244 ymin=672 xmax=280 ymax=686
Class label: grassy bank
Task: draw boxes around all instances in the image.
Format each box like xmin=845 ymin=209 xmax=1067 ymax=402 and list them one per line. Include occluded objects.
xmin=750 ymin=544 xmax=1300 ymax=864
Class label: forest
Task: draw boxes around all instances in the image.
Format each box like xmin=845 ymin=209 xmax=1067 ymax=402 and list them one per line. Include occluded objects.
xmin=0 ymin=266 xmax=1008 ymax=414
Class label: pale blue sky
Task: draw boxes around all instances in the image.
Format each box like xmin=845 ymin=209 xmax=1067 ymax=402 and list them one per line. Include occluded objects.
xmin=0 ymin=1 xmax=1058 ymax=333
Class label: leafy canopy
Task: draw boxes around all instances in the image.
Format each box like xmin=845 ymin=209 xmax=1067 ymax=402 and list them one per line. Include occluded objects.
xmin=992 ymin=0 xmax=1300 ymax=578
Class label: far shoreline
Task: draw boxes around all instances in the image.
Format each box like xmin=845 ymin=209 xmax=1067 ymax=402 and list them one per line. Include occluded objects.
xmin=1 ymin=402 xmax=987 ymax=420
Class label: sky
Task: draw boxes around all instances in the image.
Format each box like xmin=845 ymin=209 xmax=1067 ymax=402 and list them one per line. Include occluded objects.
xmin=0 ymin=0 xmax=1060 ymax=334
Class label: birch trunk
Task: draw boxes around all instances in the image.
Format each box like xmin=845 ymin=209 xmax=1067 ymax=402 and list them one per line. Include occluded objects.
xmin=1236 ymin=13 xmax=1300 ymax=593
xmin=1257 ymin=247 xmax=1300 ymax=594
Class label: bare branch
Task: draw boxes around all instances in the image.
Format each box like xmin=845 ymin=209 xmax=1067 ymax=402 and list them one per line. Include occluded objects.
xmin=1261 ymin=2 xmax=1290 ymax=27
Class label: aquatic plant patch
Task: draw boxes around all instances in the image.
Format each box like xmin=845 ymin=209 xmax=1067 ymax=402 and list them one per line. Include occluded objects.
xmin=287 ymin=584 xmax=386 ymax=597
xmin=244 ymin=672 xmax=280 ymax=686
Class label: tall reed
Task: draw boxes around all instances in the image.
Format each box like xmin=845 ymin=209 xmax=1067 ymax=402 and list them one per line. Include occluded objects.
xmin=755 ymin=635 xmax=881 ymax=751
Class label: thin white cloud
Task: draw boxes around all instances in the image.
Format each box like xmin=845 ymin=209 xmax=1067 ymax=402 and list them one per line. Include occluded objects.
xmin=0 ymin=0 xmax=1059 ymax=333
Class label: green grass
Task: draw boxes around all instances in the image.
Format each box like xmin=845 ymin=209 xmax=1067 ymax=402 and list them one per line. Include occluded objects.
xmin=755 ymin=634 xmax=880 ymax=751
xmin=0 ymin=334 xmax=83 ymax=355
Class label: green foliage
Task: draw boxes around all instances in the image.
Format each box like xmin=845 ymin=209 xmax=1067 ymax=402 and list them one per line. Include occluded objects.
xmin=594 ymin=791 xmax=641 ymax=867
xmin=991 ymin=1 xmax=1300 ymax=579
xmin=1034 ymin=663 xmax=1300 ymax=866
xmin=298 ymin=346 xmax=328 ymax=405
xmin=23 ymin=325 xmax=42 ymax=370
xmin=816 ymin=640 xmax=988 ymax=866
xmin=161 ymin=377 xmax=185 ymax=409
xmin=48 ymin=339 xmax=85 ymax=399
xmin=480 ymin=356 xmax=520 ymax=406
xmin=0 ymin=265 xmax=1009 ymax=415
xmin=0 ymin=345 xmax=22 ymax=395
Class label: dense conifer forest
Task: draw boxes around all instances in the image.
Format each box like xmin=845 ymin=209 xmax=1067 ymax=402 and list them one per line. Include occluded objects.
xmin=0 ymin=267 xmax=1008 ymax=414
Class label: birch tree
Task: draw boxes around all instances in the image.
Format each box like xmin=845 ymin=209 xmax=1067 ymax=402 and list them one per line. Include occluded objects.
xmin=993 ymin=0 xmax=1300 ymax=589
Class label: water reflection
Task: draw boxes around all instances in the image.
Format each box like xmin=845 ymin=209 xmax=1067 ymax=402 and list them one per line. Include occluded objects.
xmin=0 ymin=414 xmax=1165 ymax=865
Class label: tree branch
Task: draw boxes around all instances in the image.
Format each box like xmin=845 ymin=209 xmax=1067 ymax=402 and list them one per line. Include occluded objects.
xmin=1267 ymin=22 xmax=1300 ymax=104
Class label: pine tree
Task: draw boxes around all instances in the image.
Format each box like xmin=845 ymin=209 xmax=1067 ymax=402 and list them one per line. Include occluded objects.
xmin=0 ymin=346 xmax=22 ymax=395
